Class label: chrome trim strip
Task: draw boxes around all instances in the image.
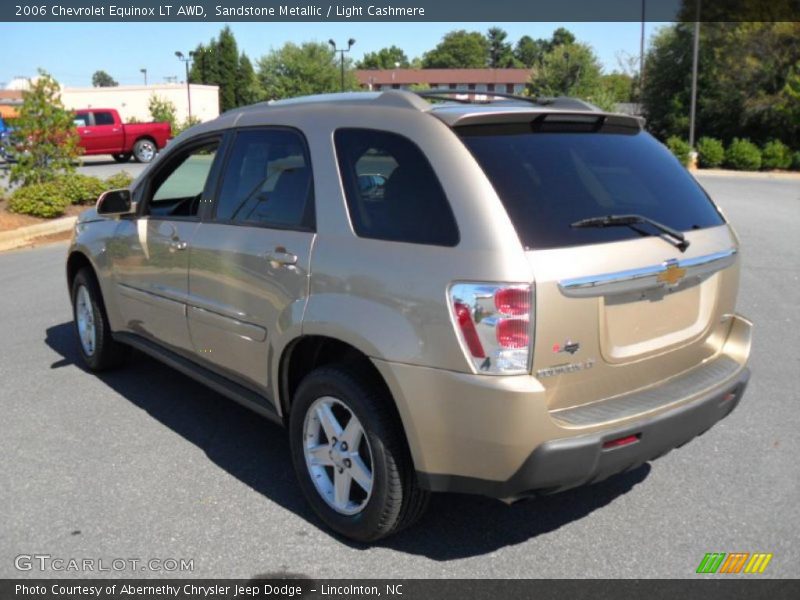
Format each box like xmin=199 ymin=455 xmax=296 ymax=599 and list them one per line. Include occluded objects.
xmin=558 ymin=248 xmax=737 ymax=298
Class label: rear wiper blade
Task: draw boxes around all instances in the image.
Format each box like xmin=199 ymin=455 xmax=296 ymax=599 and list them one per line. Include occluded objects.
xmin=570 ymin=214 xmax=690 ymax=252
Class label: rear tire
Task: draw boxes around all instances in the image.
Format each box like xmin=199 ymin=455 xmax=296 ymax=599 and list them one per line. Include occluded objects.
xmin=289 ymin=365 xmax=429 ymax=542
xmin=132 ymin=138 xmax=157 ymax=163
xmin=112 ymin=153 xmax=132 ymax=163
xmin=71 ymin=268 xmax=128 ymax=371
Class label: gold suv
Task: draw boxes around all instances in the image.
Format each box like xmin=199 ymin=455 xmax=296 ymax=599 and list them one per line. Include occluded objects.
xmin=66 ymin=91 xmax=752 ymax=541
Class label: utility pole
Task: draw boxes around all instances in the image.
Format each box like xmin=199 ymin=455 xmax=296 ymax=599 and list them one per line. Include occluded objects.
xmin=140 ymin=68 xmax=147 ymax=86
xmin=689 ymin=0 xmax=701 ymax=149
xmin=329 ymin=38 xmax=355 ymax=92
xmin=639 ymin=0 xmax=646 ymax=97
xmin=175 ymin=51 xmax=194 ymax=120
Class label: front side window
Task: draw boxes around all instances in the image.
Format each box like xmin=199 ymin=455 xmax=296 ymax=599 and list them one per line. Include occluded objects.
xmin=145 ymin=141 xmax=219 ymax=218
xmin=214 ymin=128 xmax=314 ymax=230
xmin=334 ymin=129 xmax=459 ymax=247
xmin=74 ymin=113 xmax=89 ymax=127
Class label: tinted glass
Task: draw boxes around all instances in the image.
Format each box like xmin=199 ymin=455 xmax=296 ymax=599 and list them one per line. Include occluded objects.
xmin=147 ymin=142 xmax=218 ymax=217
xmin=215 ymin=129 xmax=314 ymax=229
xmin=74 ymin=113 xmax=89 ymax=127
xmin=458 ymin=127 xmax=725 ymax=250
xmin=334 ymin=129 xmax=459 ymax=247
xmin=93 ymin=112 xmax=115 ymax=126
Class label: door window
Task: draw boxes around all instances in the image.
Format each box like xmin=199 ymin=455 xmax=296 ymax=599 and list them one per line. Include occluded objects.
xmin=93 ymin=112 xmax=115 ymax=126
xmin=145 ymin=140 xmax=219 ymax=218
xmin=214 ymin=128 xmax=314 ymax=230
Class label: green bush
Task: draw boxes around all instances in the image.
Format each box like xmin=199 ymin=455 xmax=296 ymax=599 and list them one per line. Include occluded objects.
xmin=696 ymin=137 xmax=725 ymax=168
xmin=57 ymin=174 xmax=107 ymax=205
xmin=174 ymin=116 xmax=202 ymax=137
xmin=761 ymin=140 xmax=792 ymax=170
xmin=725 ymin=138 xmax=762 ymax=171
xmin=105 ymin=171 xmax=134 ymax=189
xmin=8 ymin=182 xmax=70 ymax=217
xmin=792 ymin=151 xmax=800 ymax=171
xmin=666 ymin=136 xmax=691 ymax=166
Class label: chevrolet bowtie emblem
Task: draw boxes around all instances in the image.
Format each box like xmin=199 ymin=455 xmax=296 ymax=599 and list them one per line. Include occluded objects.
xmin=657 ymin=260 xmax=687 ymax=286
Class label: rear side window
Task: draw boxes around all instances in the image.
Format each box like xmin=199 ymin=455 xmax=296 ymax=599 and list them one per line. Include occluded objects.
xmin=93 ymin=112 xmax=115 ymax=126
xmin=458 ymin=126 xmax=725 ymax=250
xmin=334 ymin=129 xmax=459 ymax=247
xmin=215 ymin=128 xmax=314 ymax=230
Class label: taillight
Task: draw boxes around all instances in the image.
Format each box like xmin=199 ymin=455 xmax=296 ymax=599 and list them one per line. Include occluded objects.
xmin=449 ymin=283 xmax=533 ymax=375
xmin=494 ymin=288 xmax=530 ymax=316
xmin=496 ymin=318 xmax=529 ymax=348
xmin=453 ymin=301 xmax=486 ymax=358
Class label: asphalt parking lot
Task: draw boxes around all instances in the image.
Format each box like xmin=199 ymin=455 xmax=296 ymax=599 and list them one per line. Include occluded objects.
xmin=0 ymin=173 xmax=798 ymax=579
xmin=0 ymin=156 xmax=149 ymax=190
xmin=75 ymin=156 xmax=149 ymax=180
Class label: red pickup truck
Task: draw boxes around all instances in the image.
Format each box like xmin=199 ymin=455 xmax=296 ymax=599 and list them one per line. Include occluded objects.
xmin=74 ymin=109 xmax=171 ymax=164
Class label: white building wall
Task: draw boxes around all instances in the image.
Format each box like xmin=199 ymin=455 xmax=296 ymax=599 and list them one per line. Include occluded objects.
xmin=61 ymin=84 xmax=220 ymax=124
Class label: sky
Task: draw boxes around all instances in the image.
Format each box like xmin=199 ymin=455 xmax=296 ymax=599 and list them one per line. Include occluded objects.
xmin=0 ymin=22 xmax=666 ymax=88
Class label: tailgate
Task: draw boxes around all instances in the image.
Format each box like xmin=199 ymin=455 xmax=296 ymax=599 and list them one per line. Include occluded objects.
xmin=527 ymin=225 xmax=741 ymax=411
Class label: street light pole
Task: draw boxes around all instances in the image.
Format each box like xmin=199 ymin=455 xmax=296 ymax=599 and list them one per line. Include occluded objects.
xmin=689 ymin=0 xmax=701 ymax=149
xmin=140 ymin=68 xmax=147 ymax=86
xmin=328 ymin=38 xmax=355 ymax=92
xmin=639 ymin=0 xmax=646 ymax=97
xmin=175 ymin=51 xmax=194 ymax=121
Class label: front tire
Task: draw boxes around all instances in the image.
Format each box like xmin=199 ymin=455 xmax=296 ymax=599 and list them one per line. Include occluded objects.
xmin=132 ymin=138 xmax=156 ymax=163
xmin=289 ymin=365 xmax=429 ymax=542
xmin=71 ymin=268 xmax=128 ymax=371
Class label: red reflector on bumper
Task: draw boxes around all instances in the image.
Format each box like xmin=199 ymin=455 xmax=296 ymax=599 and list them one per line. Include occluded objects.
xmin=602 ymin=434 xmax=640 ymax=450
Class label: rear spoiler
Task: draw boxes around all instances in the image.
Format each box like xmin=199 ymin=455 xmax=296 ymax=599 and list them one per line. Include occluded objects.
xmin=452 ymin=111 xmax=645 ymax=135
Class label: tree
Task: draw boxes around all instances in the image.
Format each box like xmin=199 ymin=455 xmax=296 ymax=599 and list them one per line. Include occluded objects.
xmin=256 ymin=42 xmax=359 ymax=100
xmin=148 ymin=94 xmax=177 ymax=133
xmin=357 ymin=46 xmax=410 ymax=69
xmin=514 ymin=35 xmax=547 ymax=68
xmin=91 ymin=70 xmax=118 ymax=87
xmin=216 ymin=26 xmax=240 ymax=112
xmin=641 ymin=22 xmax=800 ymax=147
xmin=601 ymin=72 xmax=634 ymax=103
xmin=189 ymin=42 xmax=221 ymax=87
xmin=486 ymin=27 xmax=519 ymax=68
xmin=188 ymin=27 xmax=258 ymax=111
xmin=10 ymin=71 xmax=82 ymax=186
xmin=548 ymin=27 xmax=576 ymax=50
xmin=422 ymin=30 xmax=489 ymax=68
xmin=529 ymin=42 xmax=604 ymax=100
xmin=513 ymin=28 xmax=577 ymax=70
xmin=235 ymin=53 xmax=261 ymax=107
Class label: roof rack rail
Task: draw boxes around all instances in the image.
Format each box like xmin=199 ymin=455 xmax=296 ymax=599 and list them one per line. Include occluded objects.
xmin=415 ymin=90 xmax=601 ymax=112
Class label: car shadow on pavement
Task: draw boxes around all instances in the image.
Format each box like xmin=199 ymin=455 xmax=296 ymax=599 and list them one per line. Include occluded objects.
xmin=45 ymin=321 xmax=651 ymax=561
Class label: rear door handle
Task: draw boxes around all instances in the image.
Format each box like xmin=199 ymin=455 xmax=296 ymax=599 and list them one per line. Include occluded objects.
xmin=265 ymin=246 xmax=298 ymax=267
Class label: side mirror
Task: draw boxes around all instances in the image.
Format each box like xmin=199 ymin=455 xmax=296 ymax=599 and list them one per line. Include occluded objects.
xmin=96 ymin=189 xmax=134 ymax=216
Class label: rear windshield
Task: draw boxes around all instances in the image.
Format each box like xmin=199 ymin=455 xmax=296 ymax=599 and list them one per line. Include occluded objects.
xmin=457 ymin=125 xmax=725 ymax=250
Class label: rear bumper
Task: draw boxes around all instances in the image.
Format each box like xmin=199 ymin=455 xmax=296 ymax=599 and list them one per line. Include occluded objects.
xmin=417 ymin=367 xmax=749 ymax=500
xmin=374 ymin=313 xmax=752 ymax=500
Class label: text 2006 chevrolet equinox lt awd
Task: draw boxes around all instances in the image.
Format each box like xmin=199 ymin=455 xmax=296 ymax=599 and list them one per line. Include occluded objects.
xmin=67 ymin=91 xmax=752 ymax=541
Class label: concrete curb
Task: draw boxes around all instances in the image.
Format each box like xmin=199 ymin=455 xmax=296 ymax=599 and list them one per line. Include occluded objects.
xmin=0 ymin=216 xmax=76 ymax=252
xmin=692 ymin=169 xmax=800 ymax=180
